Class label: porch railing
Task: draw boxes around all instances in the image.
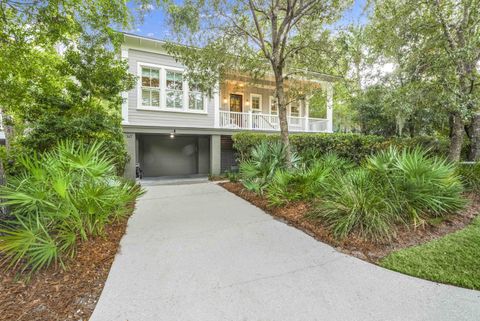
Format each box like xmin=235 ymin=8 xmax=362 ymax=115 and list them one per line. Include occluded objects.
xmin=219 ymin=110 xmax=328 ymax=132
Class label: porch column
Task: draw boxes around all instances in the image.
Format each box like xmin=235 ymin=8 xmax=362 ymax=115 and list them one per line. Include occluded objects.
xmin=304 ymin=99 xmax=310 ymax=132
xmin=123 ymin=132 xmax=136 ymax=181
xmin=210 ymin=134 xmax=221 ymax=175
xmin=326 ymin=83 xmax=334 ymax=133
xmin=121 ymin=47 xmax=129 ymax=124
xmin=214 ymin=82 xmax=220 ymax=128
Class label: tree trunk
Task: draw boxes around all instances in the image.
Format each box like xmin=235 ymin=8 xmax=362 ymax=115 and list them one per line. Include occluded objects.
xmin=273 ymin=68 xmax=292 ymax=166
xmin=448 ymin=112 xmax=464 ymax=161
xmin=468 ymin=112 xmax=480 ymax=161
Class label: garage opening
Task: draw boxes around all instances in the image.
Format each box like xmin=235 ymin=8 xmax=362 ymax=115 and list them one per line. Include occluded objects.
xmin=137 ymin=134 xmax=210 ymax=178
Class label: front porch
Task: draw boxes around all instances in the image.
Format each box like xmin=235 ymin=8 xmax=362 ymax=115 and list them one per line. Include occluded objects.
xmin=218 ymin=111 xmax=328 ymax=132
xmin=215 ymin=77 xmax=333 ymax=133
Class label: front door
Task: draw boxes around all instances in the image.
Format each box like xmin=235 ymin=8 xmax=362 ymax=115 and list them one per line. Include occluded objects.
xmin=230 ymin=94 xmax=243 ymax=112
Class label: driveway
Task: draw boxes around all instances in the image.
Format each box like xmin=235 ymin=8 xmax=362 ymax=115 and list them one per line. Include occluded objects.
xmin=90 ymin=182 xmax=480 ymax=321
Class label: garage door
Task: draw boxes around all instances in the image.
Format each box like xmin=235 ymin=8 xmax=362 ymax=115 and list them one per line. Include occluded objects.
xmin=139 ymin=135 xmax=210 ymax=177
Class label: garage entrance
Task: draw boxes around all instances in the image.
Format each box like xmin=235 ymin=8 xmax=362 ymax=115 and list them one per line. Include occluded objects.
xmin=137 ymin=134 xmax=210 ymax=178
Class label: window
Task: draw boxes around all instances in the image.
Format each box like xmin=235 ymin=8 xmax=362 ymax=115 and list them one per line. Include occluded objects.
xmin=189 ymin=83 xmax=204 ymax=110
xmin=166 ymin=70 xmax=183 ymax=109
xmin=290 ymin=102 xmax=301 ymax=117
xmin=141 ymin=67 xmax=160 ymax=107
xmin=269 ymin=96 xmax=278 ymax=115
xmin=250 ymin=94 xmax=262 ymax=113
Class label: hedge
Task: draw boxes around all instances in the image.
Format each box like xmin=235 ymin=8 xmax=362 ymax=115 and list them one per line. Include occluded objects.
xmin=232 ymin=132 xmax=450 ymax=163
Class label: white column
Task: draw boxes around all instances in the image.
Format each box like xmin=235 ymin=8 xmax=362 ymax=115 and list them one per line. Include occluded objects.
xmin=326 ymin=83 xmax=333 ymax=133
xmin=248 ymin=110 xmax=253 ymax=129
xmin=210 ymin=135 xmax=221 ymax=175
xmin=213 ymin=81 xmax=220 ymax=128
xmin=121 ymin=47 xmax=129 ymax=124
xmin=304 ymin=99 xmax=310 ymax=132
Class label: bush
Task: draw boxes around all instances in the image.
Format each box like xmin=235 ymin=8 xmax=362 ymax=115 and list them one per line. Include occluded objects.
xmin=265 ymin=154 xmax=352 ymax=207
xmin=240 ymin=141 xmax=300 ymax=194
xmin=0 ymin=141 xmax=142 ymax=273
xmin=457 ymin=162 xmax=480 ymax=193
xmin=311 ymin=147 xmax=466 ymax=241
xmin=310 ymin=168 xmax=397 ymax=241
xmin=232 ymin=132 xmax=450 ymax=164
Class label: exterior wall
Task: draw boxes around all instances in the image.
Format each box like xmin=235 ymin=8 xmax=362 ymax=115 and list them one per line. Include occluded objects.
xmin=126 ymin=49 xmax=215 ymax=129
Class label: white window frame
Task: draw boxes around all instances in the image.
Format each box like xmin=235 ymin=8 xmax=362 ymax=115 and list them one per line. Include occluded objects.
xmin=188 ymin=82 xmax=206 ymax=111
xmin=269 ymin=96 xmax=278 ymax=115
xmin=136 ymin=62 xmax=207 ymax=114
xmin=139 ymin=65 xmax=161 ymax=108
xmin=250 ymin=93 xmax=262 ymax=113
xmin=289 ymin=100 xmax=302 ymax=117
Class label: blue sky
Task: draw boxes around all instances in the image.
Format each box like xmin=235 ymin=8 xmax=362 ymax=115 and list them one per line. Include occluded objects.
xmin=127 ymin=0 xmax=368 ymax=40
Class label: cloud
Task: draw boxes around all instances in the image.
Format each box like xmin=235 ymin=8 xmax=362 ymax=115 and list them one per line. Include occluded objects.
xmin=147 ymin=32 xmax=155 ymax=37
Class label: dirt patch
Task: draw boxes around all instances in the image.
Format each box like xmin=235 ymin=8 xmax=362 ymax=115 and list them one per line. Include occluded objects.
xmin=0 ymin=205 xmax=134 ymax=321
xmin=221 ymin=182 xmax=480 ymax=262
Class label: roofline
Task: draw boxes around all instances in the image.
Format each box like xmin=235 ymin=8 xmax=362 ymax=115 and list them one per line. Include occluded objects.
xmin=120 ymin=32 xmax=342 ymax=81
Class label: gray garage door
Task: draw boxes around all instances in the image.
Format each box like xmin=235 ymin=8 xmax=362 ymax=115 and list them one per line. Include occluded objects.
xmin=139 ymin=135 xmax=210 ymax=177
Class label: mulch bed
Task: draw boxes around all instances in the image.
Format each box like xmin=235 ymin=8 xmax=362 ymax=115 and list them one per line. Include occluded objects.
xmin=0 ymin=205 xmax=134 ymax=321
xmin=220 ymin=182 xmax=480 ymax=262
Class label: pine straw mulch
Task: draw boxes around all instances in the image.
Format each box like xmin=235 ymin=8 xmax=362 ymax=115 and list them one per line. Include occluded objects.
xmin=0 ymin=204 xmax=134 ymax=321
xmin=220 ymin=182 xmax=480 ymax=263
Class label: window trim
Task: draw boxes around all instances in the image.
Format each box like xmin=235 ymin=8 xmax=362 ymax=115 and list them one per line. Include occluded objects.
xmin=250 ymin=93 xmax=262 ymax=112
xmin=269 ymin=96 xmax=278 ymax=115
xmin=289 ymin=100 xmax=302 ymax=118
xmin=136 ymin=62 xmax=207 ymax=114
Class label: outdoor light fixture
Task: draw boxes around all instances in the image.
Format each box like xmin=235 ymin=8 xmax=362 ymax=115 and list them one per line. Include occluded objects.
xmin=223 ymin=97 xmax=227 ymax=104
xmin=170 ymin=129 xmax=176 ymax=139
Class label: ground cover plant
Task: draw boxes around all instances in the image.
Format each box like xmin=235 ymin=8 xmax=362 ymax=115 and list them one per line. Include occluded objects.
xmin=0 ymin=140 xmax=141 ymax=274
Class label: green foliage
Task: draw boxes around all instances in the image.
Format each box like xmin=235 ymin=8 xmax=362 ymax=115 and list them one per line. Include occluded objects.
xmin=240 ymin=141 xmax=299 ymax=194
xmin=457 ymin=162 xmax=480 ymax=193
xmin=266 ymin=157 xmax=338 ymax=207
xmin=311 ymin=147 xmax=466 ymax=241
xmin=232 ymin=132 xmax=450 ymax=164
xmin=0 ymin=141 xmax=142 ymax=274
xmin=311 ymin=168 xmax=397 ymax=241
xmin=381 ymin=216 xmax=480 ymax=290
xmin=225 ymin=170 xmax=240 ymax=183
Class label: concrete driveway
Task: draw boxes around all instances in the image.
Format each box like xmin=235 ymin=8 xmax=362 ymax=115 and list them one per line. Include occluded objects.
xmin=90 ymin=182 xmax=480 ymax=321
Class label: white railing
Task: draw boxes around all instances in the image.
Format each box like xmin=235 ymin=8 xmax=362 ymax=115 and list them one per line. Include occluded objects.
xmin=219 ymin=110 xmax=328 ymax=132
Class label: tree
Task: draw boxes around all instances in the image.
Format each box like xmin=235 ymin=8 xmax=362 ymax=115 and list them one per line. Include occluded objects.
xmin=160 ymin=0 xmax=352 ymax=164
xmin=369 ymin=0 xmax=480 ymax=161
xmin=0 ymin=1 xmax=142 ymax=173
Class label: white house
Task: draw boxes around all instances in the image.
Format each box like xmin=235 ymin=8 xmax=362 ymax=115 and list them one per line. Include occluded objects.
xmin=121 ymin=33 xmax=336 ymax=179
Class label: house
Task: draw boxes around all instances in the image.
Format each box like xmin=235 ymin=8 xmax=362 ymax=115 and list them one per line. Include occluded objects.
xmin=121 ymin=33 xmax=336 ymax=180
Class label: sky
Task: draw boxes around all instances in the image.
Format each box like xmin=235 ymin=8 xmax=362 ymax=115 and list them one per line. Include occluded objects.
xmin=126 ymin=0 xmax=369 ymax=40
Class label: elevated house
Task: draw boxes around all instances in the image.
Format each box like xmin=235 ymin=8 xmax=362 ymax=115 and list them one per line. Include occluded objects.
xmin=121 ymin=33 xmax=336 ymax=180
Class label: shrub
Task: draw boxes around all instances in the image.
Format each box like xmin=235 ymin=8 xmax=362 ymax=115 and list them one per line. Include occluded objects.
xmin=240 ymin=141 xmax=300 ymax=194
xmin=310 ymin=168 xmax=397 ymax=241
xmin=366 ymin=147 xmax=466 ymax=224
xmin=312 ymin=147 xmax=466 ymax=241
xmin=457 ymin=162 xmax=480 ymax=193
xmin=232 ymin=132 xmax=450 ymax=164
xmin=0 ymin=141 xmax=142 ymax=273
xmin=266 ymin=154 xmax=351 ymax=207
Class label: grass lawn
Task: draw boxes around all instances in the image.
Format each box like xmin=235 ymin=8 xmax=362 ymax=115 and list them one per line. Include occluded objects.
xmin=380 ymin=217 xmax=480 ymax=290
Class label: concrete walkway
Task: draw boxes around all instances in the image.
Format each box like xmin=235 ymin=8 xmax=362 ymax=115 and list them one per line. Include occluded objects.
xmin=90 ymin=182 xmax=480 ymax=321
